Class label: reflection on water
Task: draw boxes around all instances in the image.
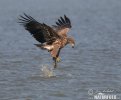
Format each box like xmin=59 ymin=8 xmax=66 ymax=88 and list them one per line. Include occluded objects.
xmin=0 ymin=0 xmax=121 ymax=100
xmin=41 ymin=65 xmax=55 ymax=78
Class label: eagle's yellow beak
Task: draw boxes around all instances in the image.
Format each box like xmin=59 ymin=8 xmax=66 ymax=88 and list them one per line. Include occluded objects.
xmin=71 ymin=43 xmax=75 ymax=48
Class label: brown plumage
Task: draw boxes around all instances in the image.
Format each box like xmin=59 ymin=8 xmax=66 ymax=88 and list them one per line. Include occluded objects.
xmin=18 ymin=13 xmax=75 ymax=68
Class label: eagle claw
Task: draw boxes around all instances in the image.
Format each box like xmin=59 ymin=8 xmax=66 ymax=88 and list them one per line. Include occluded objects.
xmin=56 ymin=57 xmax=61 ymax=62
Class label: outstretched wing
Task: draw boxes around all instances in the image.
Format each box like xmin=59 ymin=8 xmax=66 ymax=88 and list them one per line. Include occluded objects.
xmin=18 ymin=13 xmax=60 ymax=44
xmin=52 ymin=15 xmax=72 ymax=37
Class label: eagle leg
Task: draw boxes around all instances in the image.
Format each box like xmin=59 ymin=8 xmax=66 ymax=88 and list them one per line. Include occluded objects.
xmin=53 ymin=57 xmax=57 ymax=68
xmin=56 ymin=48 xmax=61 ymax=63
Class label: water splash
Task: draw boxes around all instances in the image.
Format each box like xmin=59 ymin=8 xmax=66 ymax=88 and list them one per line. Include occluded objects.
xmin=41 ymin=65 xmax=55 ymax=78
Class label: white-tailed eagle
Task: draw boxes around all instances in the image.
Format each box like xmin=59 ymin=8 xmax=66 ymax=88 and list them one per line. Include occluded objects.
xmin=18 ymin=13 xmax=75 ymax=68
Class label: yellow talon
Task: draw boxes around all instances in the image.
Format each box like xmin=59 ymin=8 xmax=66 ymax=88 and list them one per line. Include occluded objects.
xmin=56 ymin=57 xmax=61 ymax=62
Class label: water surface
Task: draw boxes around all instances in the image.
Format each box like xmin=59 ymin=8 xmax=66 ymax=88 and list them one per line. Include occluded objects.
xmin=0 ymin=0 xmax=121 ymax=100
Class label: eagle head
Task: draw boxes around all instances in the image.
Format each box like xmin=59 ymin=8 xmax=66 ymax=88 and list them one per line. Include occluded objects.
xmin=67 ymin=37 xmax=75 ymax=48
